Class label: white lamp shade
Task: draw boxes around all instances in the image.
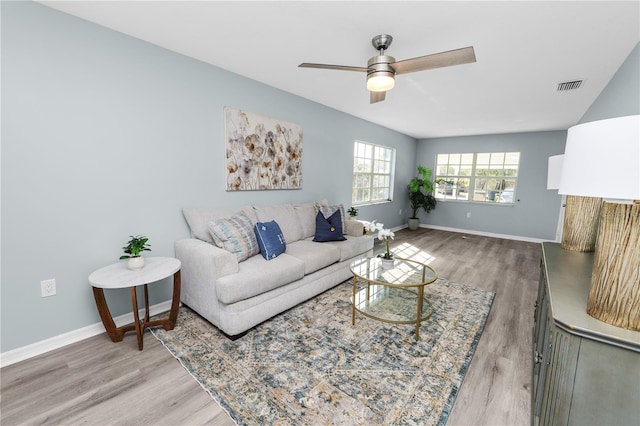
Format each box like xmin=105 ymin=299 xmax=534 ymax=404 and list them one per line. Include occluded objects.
xmin=558 ymin=115 xmax=640 ymax=200
xmin=547 ymin=154 xmax=564 ymax=190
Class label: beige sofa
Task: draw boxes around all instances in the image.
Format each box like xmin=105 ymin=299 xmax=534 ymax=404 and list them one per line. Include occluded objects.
xmin=175 ymin=202 xmax=373 ymax=337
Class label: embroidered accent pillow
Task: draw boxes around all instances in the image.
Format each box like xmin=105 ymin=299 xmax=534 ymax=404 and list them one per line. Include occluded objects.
xmin=313 ymin=210 xmax=347 ymax=242
xmin=207 ymin=212 xmax=259 ymax=262
xmin=254 ymin=220 xmax=287 ymax=260
xmin=316 ymin=203 xmax=347 ymax=235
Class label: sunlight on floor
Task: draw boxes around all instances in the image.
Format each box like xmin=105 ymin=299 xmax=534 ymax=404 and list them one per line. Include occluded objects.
xmin=393 ymin=242 xmax=436 ymax=265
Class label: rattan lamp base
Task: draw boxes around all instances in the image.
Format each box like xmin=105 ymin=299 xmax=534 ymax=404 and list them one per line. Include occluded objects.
xmin=561 ymin=195 xmax=602 ymax=252
xmin=586 ymin=202 xmax=640 ymax=331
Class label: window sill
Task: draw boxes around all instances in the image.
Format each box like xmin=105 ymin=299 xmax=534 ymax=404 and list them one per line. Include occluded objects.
xmin=436 ymin=199 xmax=516 ymax=207
xmin=352 ymin=200 xmax=393 ymax=208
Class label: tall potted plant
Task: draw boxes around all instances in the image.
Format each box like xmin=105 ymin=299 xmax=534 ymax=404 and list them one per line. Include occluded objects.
xmin=408 ymin=165 xmax=437 ymax=230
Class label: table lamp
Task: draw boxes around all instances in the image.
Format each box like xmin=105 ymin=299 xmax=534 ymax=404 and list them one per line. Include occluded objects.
xmin=558 ymin=115 xmax=640 ymax=331
xmin=546 ymin=155 xmax=564 ymax=190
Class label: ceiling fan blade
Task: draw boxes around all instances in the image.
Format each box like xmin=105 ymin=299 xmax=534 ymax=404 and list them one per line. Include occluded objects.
xmin=370 ymin=91 xmax=386 ymax=104
xmin=392 ymin=46 xmax=476 ymax=75
xmin=298 ymin=63 xmax=368 ymax=72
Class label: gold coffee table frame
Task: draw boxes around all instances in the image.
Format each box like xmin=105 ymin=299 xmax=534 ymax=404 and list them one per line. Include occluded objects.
xmin=349 ymin=257 xmax=437 ymax=340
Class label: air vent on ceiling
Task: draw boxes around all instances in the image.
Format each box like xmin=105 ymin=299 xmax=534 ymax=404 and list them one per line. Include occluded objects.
xmin=557 ymin=80 xmax=583 ymax=91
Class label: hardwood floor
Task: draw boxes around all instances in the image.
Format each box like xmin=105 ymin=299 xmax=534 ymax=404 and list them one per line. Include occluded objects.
xmin=1 ymin=228 xmax=541 ymax=425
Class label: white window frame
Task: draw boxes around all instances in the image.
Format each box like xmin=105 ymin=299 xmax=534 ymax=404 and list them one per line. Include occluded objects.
xmin=352 ymin=140 xmax=396 ymax=206
xmin=435 ymin=152 xmax=520 ymax=205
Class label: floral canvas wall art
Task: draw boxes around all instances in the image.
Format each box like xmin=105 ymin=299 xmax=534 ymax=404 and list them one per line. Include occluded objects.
xmin=224 ymin=107 xmax=303 ymax=191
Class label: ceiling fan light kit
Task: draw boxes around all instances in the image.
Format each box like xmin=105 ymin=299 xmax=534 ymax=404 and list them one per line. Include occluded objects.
xmin=299 ymin=34 xmax=476 ymax=104
xmin=367 ymin=73 xmax=395 ymax=92
xmin=366 ymin=56 xmax=395 ymax=92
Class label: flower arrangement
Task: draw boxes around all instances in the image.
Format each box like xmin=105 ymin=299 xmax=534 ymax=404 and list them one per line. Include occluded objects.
xmin=363 ymin=221 xmax=395 ymax=259
xmin=363 ymin=220 xmax=382 ymax=235
xmin=377 ymin=228 xmax=395 ymax=260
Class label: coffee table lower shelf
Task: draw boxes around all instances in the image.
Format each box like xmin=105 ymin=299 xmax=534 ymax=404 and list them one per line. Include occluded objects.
xmin=351 ymin=282 xmax=433 ymax=340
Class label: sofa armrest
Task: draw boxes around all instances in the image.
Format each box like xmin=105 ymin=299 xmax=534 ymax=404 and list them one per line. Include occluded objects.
xmin=345 ymin=219 xmax=364 ymax=237
xmin=174 ymin=239 xmax=239 ymax=330
xmin=175 ymin=238 xmax=239 ymax=282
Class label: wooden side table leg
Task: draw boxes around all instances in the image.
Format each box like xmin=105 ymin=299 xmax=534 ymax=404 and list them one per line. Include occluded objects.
xmin=164 ymin=270 xmax=181 ymax=331
xmin=143 ymin=270 xmax=182 ymax=332
xmin=166 ymin=270 xmax=181 ymax=330
xmin=131 ymin=287 xmax=144 ymax=351
xmin=92 ymin=287 xmax=125 ymax=342
xmin=143 ymin=284 xmax=150 ymax=323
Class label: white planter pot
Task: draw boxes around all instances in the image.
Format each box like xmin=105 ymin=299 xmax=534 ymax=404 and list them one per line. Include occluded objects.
xmin=380 ymin=258 xmax=395 ymax=270
xmin=127 ymin=256 xmax=145 ymax=270
xmin=408 ymin=218 xmax=420 ymax=230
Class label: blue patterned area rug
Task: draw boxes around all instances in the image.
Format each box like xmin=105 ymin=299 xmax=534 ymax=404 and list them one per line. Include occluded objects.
xmin=151 ymin=278 xmax=494 ymax=425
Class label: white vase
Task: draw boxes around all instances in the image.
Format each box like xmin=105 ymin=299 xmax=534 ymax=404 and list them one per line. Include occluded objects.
xmin=127 ymin=256 xmax=145 ymax=270
xmin=380 ymin=258 xmax=395 ymax=270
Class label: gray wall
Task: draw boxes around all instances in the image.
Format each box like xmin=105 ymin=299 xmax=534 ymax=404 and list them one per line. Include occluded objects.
xmin=1 ymin=2 xmax=416 ymax=352
xmin=579 ymin=42 xmax=640 ymax=123
xmin=415 ymin=132 xmax=566 ymax=240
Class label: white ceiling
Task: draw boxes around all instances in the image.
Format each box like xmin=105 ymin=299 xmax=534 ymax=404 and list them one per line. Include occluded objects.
xmin=39 ymin=1 xmax=640 ymax=139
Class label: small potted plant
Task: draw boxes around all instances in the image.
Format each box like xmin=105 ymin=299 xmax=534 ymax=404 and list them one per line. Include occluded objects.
xmin=120 ymin=235 xmax=151 ymax=270
xmin=347 ymin=206 xmax=358 ymax=219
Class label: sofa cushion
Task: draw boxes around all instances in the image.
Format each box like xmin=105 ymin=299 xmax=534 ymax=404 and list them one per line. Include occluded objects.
xmin=316 ymin=202 xmax=347 ymax=235
xmin=254 ymin=204 xmax=303 ymax=243
xmin=183 ymin=207 xmax=257 ymax=244
xmin=325 ymin=235 xmax=374 ymax=261
xmin=216 ymin=254 xmax=305 ymax=304
xmin=254 ymin=220 xmax=286 ymax=260
xmin=285 ymin=240 xmax=341 ymax=274
xmin=207 ymin=212 xmax=259 ymax=262
xmin=294 ymin=202 xmax=318 ymax=239
xmin=313 ymin=210 xmax=347 ymax=242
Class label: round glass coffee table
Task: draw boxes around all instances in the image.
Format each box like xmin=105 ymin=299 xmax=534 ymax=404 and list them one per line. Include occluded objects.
xmin=349 ymin=257 xmax=437 ymax=340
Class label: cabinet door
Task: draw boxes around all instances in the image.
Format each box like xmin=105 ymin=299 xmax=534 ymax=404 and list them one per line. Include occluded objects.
xmin=533 ymin=300 xmax=550 ymax=425
xmin=533 ymin=264 xmax=546 ymax=344
xmin=540 ymin=326 xmax=580 ymax=426
xmin=532 ymin=264 xmax=549 ymax=425
xmin=569 ymin=339 xmax=640 ymax=425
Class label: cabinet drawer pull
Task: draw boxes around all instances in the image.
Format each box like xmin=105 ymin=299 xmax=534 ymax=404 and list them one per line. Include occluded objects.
xmin=535 ymin=351 xmax=544 ymax=364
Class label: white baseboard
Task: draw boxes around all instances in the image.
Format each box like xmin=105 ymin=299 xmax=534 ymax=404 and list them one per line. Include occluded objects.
xmin=420 ymin=224 xmax=550 ymax=243
xmin=0 ymin=300 xmax=174 ymax=368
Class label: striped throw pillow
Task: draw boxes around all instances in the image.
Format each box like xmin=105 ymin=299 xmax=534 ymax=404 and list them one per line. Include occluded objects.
xmin=208 ymin=212 xmax=259 ymax=262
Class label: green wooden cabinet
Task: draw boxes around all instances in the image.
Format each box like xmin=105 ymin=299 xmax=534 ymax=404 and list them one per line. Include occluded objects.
xmin=532 ymin=243 xmax=640 ymax=426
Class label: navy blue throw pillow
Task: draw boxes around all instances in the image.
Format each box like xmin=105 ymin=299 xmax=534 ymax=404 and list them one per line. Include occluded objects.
xmin=254 ymin=220 xmax=286 ymax=260
xmin=313 ymin=210 xmax=347 ymax=242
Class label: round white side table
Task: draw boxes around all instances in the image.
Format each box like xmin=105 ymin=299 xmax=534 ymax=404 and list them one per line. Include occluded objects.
xmin=89 ymin=257 xmax=181 ymax=350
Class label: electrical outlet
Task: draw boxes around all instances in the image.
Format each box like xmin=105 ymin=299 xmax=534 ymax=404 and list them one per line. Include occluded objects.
xmin=41 ymin=279 xmax=56 ymax=297
xmin=399 ymin=209 xmax=402 ymax=215
xmin=466 ymin=212 xmax=471 ymax=219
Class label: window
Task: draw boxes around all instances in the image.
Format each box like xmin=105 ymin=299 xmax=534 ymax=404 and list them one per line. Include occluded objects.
xmin=352 ymin=141 xmax=395 ymax=205
xmin=435 ymin=152 xmax=520 ymax=204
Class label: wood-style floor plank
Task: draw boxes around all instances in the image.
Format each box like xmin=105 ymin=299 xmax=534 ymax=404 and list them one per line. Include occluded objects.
xmin=1 ymin=228 xmax=540 ymax=425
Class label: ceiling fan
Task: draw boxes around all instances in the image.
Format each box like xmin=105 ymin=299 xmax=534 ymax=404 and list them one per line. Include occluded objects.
xmin=299 ymin=34 xmax=476 ymax=104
